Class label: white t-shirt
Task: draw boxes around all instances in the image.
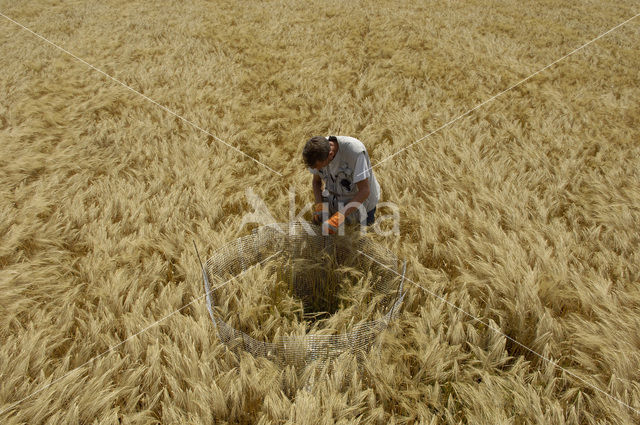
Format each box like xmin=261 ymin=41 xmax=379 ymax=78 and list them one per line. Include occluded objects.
xmin=308 ymin=136 xmax=380 ymax=214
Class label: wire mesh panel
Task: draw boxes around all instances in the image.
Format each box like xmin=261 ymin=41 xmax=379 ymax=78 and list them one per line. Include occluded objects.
xmin=199 ymin=222 xmax=406 ymax=368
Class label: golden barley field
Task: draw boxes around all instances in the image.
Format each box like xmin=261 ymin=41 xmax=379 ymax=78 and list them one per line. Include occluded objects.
xmin=1 ymin=0 xmax=639 ymax=423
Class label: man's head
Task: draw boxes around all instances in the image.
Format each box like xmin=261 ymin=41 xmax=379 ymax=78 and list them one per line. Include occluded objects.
xmin=303 ymin=136 xmax=338 ymax=170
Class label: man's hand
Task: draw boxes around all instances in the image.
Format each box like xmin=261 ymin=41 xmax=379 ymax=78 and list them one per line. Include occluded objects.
xmin=323 ymin=212 xmax=345 ymax=234
xmin=312 ymin=203 xmax=323 ymax=225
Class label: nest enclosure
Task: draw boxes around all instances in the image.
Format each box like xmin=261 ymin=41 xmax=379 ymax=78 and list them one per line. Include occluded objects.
xmin=197 ymin=222 xmax=406 ymax=368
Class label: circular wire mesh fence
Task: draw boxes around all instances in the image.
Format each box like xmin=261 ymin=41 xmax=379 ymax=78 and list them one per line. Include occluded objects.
xmin=197 ymin=222 xmax=406 ymax=368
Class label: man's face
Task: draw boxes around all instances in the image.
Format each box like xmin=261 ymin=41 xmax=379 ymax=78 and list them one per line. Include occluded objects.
xmin=312 ymin=156 xmax=331 ymax=170
xmin=312 ymin=146 xmax=336 ymax=170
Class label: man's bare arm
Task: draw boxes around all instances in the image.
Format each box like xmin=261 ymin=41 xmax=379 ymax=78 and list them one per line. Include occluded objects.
xmin=312 ymin=174 xmax=323 ymax=203
xmin=342 ymin=179 xmax=370 ymax=218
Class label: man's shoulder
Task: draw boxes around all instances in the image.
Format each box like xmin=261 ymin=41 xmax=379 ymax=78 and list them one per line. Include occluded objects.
xmin=336 ymin=136 xmax=366 ymax=155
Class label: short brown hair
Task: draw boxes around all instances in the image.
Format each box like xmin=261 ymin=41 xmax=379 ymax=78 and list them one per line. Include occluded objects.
xmin=302 ymin=136 xmax=330 ymax=167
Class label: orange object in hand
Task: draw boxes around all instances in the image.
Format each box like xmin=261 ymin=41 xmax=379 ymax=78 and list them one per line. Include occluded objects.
xmin=324 ymin=212 xmax=345 ymax=234
xmin=312 ymin=203 xmax=324 ymax=224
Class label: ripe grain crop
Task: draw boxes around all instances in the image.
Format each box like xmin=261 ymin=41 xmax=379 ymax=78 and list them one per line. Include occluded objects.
xmin=1 ymin=0 xmax=639 ymax=423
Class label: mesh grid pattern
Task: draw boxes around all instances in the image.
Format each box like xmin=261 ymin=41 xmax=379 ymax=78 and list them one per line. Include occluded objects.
xmin=199 ymin=222 xmax=405 ymax=367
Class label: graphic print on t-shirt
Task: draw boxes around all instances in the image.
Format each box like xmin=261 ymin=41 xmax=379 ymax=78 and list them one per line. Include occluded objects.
xmin=335 ymin=161 xmax=355 ymax=194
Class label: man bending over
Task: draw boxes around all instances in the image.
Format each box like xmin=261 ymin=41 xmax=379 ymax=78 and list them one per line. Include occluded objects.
xmin=302 ymin=135 xmax=380 ymax=234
